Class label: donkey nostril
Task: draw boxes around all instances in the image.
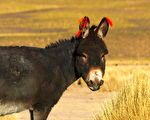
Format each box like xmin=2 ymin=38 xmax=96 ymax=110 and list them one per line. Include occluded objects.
xmin=89 ymin=80 xmax=94 ymax=85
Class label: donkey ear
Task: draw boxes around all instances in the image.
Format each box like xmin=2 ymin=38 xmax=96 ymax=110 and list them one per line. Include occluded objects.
xmin=82 ymin=29 xmax=89 ymax=38
xmin=95 ymin=17 xmax=110 ymax=38
xmin=76 ymin=16 xmax=90 ymax=39
xmin=81 ymin=16 xmax=90 ymax=38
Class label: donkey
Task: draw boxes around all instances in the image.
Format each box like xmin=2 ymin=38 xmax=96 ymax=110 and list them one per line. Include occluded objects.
xmin=0 ymin=17 xmax=111 ymax=120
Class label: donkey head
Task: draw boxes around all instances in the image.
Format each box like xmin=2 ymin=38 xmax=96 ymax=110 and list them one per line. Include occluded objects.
xmin=75 ymin=17 xmax=111 ymax=91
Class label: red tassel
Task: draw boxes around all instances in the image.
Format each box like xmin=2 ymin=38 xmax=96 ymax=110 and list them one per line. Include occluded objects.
xmin=106 ymin=17 xmax=113 ymax=27
xmin=75 ymin=30 xmax=82 ymax=38
xmin=75 ymin=16 xmax=90 ymax=38
xmin=78 ymin=17 xmax=84 ymax=24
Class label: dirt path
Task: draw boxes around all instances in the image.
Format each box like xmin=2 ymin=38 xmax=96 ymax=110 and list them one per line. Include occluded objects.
xmin=15 ymin=86 xmax=116 ymax=120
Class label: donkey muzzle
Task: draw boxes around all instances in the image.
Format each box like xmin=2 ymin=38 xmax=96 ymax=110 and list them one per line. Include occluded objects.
xmin=86 ymin=68 xmax=104 ymax=91
xmin=87 ymin=79 xmax=104 ymax=91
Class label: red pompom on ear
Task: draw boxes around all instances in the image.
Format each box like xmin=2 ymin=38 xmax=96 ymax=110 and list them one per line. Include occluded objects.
xmin=75 ymin=16 xmax=90 ymax=38
xmin=78 ymin=17 xmax=84 ymax=24
xmin=76 ymin=30 xmax=82 ymax=38
xmin=106 ymin=17 xmax=113 ymax=27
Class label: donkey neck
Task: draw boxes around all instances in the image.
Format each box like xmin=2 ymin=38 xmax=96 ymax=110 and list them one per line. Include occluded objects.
xmin=45 ymin=37 xmax=80 ymax=88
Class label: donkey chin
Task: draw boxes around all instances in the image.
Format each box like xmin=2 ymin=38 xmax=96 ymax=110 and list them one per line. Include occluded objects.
xmin=85 ymin=70 xmax=104 ymax=91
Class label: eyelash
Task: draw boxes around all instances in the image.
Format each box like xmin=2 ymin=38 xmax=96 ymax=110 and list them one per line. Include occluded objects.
xmin=79 ymin=54 xmax=87 ymax=58
xmin=76 ymin=53 xmax=87 ymax=58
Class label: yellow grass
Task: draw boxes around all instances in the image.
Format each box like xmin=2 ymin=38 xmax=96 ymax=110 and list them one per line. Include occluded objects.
xmin=95 ymin=65 xmax=150 ymax=120
xmin=0 ymin=0 xmax=149 ymax=58
xmin=0 ymin=115 xmax=16 ymax=120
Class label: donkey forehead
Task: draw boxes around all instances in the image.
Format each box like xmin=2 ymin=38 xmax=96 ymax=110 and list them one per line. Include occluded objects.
xmin=77 ymin=35 xmax=108 ymax=55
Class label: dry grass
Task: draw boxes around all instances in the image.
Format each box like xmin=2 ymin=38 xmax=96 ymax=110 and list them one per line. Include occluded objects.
xmin=0 ymin=115 xmax=16 ymax=120
xmin=95 ymin=65 xmax=150 ymax=120
xmin=103 ymin=59 xmax=150 ymax=91
xmin=0 ymin=0 xmax=149 ymax=58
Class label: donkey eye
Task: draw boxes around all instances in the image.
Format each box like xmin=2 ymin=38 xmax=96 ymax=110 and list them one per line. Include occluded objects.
xmin=77 ymin=53 xmax=87 ymax=58
xmin=77 ymin=53 xmax=88 ymax=62
xmin=79 ymin=53 xmax=87 ymax=58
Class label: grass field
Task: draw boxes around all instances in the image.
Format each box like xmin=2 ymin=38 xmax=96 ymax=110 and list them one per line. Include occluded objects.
xmin=0 ymin=115 xmax=16 ymax=120
xmin=94 ymin=60 xmax=150 ymax=119
xmin=0 ymin=0 xmax=149 ymax=58
xmin=95 ymin=65 xmax=150 ymax=120
xmin=101 ymin=63 xmax=150 ymax=91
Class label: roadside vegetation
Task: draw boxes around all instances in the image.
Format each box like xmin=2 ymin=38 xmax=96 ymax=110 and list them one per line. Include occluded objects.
xmin=95 ymin=65 xmax=150 ymax=120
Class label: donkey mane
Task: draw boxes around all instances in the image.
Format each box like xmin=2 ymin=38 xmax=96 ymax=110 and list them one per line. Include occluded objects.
xmin=45 ymin=37 xmax=78 ymax=49
xmin=45 ymin=26 xmax=98 ymax=50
